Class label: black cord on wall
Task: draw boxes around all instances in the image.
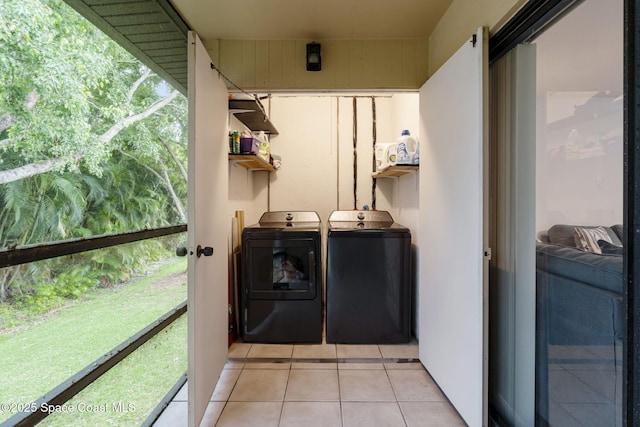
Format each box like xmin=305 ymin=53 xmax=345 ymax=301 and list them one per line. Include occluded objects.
xmin=353 ymin=97 xmax=358 ymax=210
xmin=371 ymin=97 xmax=377 ymax=210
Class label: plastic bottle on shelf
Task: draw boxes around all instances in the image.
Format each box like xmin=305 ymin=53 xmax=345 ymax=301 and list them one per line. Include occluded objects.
xmin=412 ymin=143 xmax=420 ymax=165
xmin=232 ymin=131 xmax=240 ymax=154
xmin=396 ymin=130 xmax=419 ymax=164
xmin=386 ymin=143 xmax=398 ymax=166
xmin=375 ymin=143 xmax=395 ymax=170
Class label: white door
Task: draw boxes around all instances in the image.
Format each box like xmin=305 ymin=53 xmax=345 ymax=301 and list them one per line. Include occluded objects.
xmin=418 ymin=27 xmax=488 ymax=427
xmin=187 ymin=31 xmax=229 ymax=427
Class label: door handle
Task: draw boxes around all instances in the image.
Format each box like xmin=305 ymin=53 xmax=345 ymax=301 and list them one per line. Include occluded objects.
xmin=176 ymin=247 xmax=189 ymax=257
xmin=197 ymin=245 xmax=214 ymax=258
xmin=176 ymin=246 xmax=213 ymax=257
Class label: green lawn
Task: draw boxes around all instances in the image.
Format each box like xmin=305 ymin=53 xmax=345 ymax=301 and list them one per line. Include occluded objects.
xmin=0 ymin=258 xmax=188 ymax=424
xmin=41 ymin=315 xmax=187 ymax=427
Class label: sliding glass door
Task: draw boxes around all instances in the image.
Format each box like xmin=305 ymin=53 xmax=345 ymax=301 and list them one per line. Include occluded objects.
xmin=533 ymin=0 xmax=623 ymax=425
xmin=489 ymin=0 xmax=623 ymax=425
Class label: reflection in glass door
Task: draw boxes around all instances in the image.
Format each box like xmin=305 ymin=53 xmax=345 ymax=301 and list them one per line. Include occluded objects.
xmin=533 ymin=0 xmax=623 ymax=425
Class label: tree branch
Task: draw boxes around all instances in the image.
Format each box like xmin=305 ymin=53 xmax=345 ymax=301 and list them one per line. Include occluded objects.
xmin=118 ymin=149 xmax=186 ymax=222
xmin=0 ymin=157 xmax=69 ymax=185
xmin=0 ymin=115 xmax=15 ymax=134
xmin=0 ymin=138 xmax=16 ymax=150
xmin=126 ymin=68 xmax=151 ymax=104
xmin=0 ymin=90 xmax=180 ymax=185
xmin=100 ymin=90 xmax=179 ymax=145
xmin=0 ymin=90 xmax=40 ymax=134
xmin=158 ymin=137 xmax=187 ymax=182
xmin=161 ymin=167 xmax=186 ymax=222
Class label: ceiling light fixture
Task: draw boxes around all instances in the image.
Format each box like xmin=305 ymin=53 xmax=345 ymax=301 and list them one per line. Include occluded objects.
xmin=306 ymin=42 xmax=321 ymax=72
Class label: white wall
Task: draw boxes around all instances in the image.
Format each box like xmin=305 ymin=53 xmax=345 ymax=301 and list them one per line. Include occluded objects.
xmin=390 ymin=94 xmax=420 ymax=233
xmin=269 ymin=96 xmax=338 ymax=220
xmin=389 ymin=93 xmax=420 ymax=334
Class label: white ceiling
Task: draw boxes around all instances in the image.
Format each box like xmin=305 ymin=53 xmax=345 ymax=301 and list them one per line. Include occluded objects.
xmin=169 ymin=0 xmax=453 ymax=41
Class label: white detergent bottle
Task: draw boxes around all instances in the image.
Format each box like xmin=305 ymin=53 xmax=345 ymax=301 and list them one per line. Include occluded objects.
xmin=375 ymin=144 xmax=389 ymax=170
xmin=386 ymin=143 xmax=398 ymax=166
xmin=375 ymin=142 xmax=398 ymax=170
xmin=412 ymin=142 xmax=420 ymax=165
xmin=396 ymin=130 xmax=418 ymax=164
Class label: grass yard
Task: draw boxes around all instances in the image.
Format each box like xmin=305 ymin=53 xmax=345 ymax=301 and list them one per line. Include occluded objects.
xmin=0 ymin=258 xmax=188 ymax=424
xmin=41 ymin=315 xmax=187 ymax=426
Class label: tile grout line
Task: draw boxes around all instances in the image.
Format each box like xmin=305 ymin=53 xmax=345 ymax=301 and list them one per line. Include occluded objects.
xmin=383 ymin=364 xmax=410 ymax=427
xmin=337 ymin=362 xmax=344 ymax=427
xmin=228 ymin=357 xmax=421 ymax=364
xmin=275 ymin=362 xmax=291 ymax=427
xmin=277 ymin=349 xmax=295 ymax=426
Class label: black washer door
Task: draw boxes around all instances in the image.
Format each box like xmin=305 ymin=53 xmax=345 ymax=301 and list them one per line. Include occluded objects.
xmin=244 ymin=237 xmax=318 ymax=300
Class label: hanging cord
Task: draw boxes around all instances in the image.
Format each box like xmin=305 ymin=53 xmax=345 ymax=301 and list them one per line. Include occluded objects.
xmin=336 ymin=98 xmax=340 ymax=209
xmin=352 ymin=97 xmax=358 ymax=210
xmin=371 ymin=97 xmax=377 ymax=210
xmin=210 ymin=62 xmax=267 ymax=120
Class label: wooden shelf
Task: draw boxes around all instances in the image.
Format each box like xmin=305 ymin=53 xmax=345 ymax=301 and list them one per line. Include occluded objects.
xmin=229 ymin=99 xmax=279 ymax=135
xmin=372 ymin=164 xmax=419 ymax=178
xmin=229 ymin=154 xmax=275 ymax=172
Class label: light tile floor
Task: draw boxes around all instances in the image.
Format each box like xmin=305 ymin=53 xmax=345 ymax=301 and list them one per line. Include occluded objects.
xmin=153 ymin=341 xmax=465 ymax=427
xmin=544 ymin=344 xmax=622 ymax=425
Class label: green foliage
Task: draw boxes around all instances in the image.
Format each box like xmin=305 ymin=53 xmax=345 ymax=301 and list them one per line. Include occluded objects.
xmin=0 ymin=0 xmax=188 ymax=311
xmin=0 ymin=0 xmax=187 ymax=179
xmin=21 ymin=266 xmax=97 ymax=313
xmin=0 ymin=0 xmax=115 ymax=172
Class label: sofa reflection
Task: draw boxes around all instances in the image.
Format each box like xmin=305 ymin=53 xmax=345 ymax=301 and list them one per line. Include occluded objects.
xmin=536 ymin=224 xmax=623 ymax=426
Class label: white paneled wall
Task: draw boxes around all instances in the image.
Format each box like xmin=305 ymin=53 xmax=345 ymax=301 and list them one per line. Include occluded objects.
xmin=208 ymin=40 xmax=429 ymax=91
xmin=268 ymin=96 xmax=338 ymax=221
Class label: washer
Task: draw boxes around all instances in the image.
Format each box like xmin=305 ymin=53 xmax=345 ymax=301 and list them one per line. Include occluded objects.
xmin=326 ymin=210 xmax=411 ymax=344
xmin=241 ymin=211 xmax=322 ymax=343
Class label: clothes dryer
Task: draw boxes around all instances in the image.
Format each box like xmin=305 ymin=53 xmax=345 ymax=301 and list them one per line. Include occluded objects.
xmin=241 ymin=211 xmax=322 ymax=343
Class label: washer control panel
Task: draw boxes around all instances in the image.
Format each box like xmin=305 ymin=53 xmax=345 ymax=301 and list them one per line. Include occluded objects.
xmin=259 ymin=211 xmax=321 ymax=224
xmin=328 ymin=210 xmax=393 ymax=224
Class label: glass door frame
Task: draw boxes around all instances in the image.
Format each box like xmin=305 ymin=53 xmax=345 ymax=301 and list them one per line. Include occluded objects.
xmin=489 ymin=0 xmax=640 ymax=424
